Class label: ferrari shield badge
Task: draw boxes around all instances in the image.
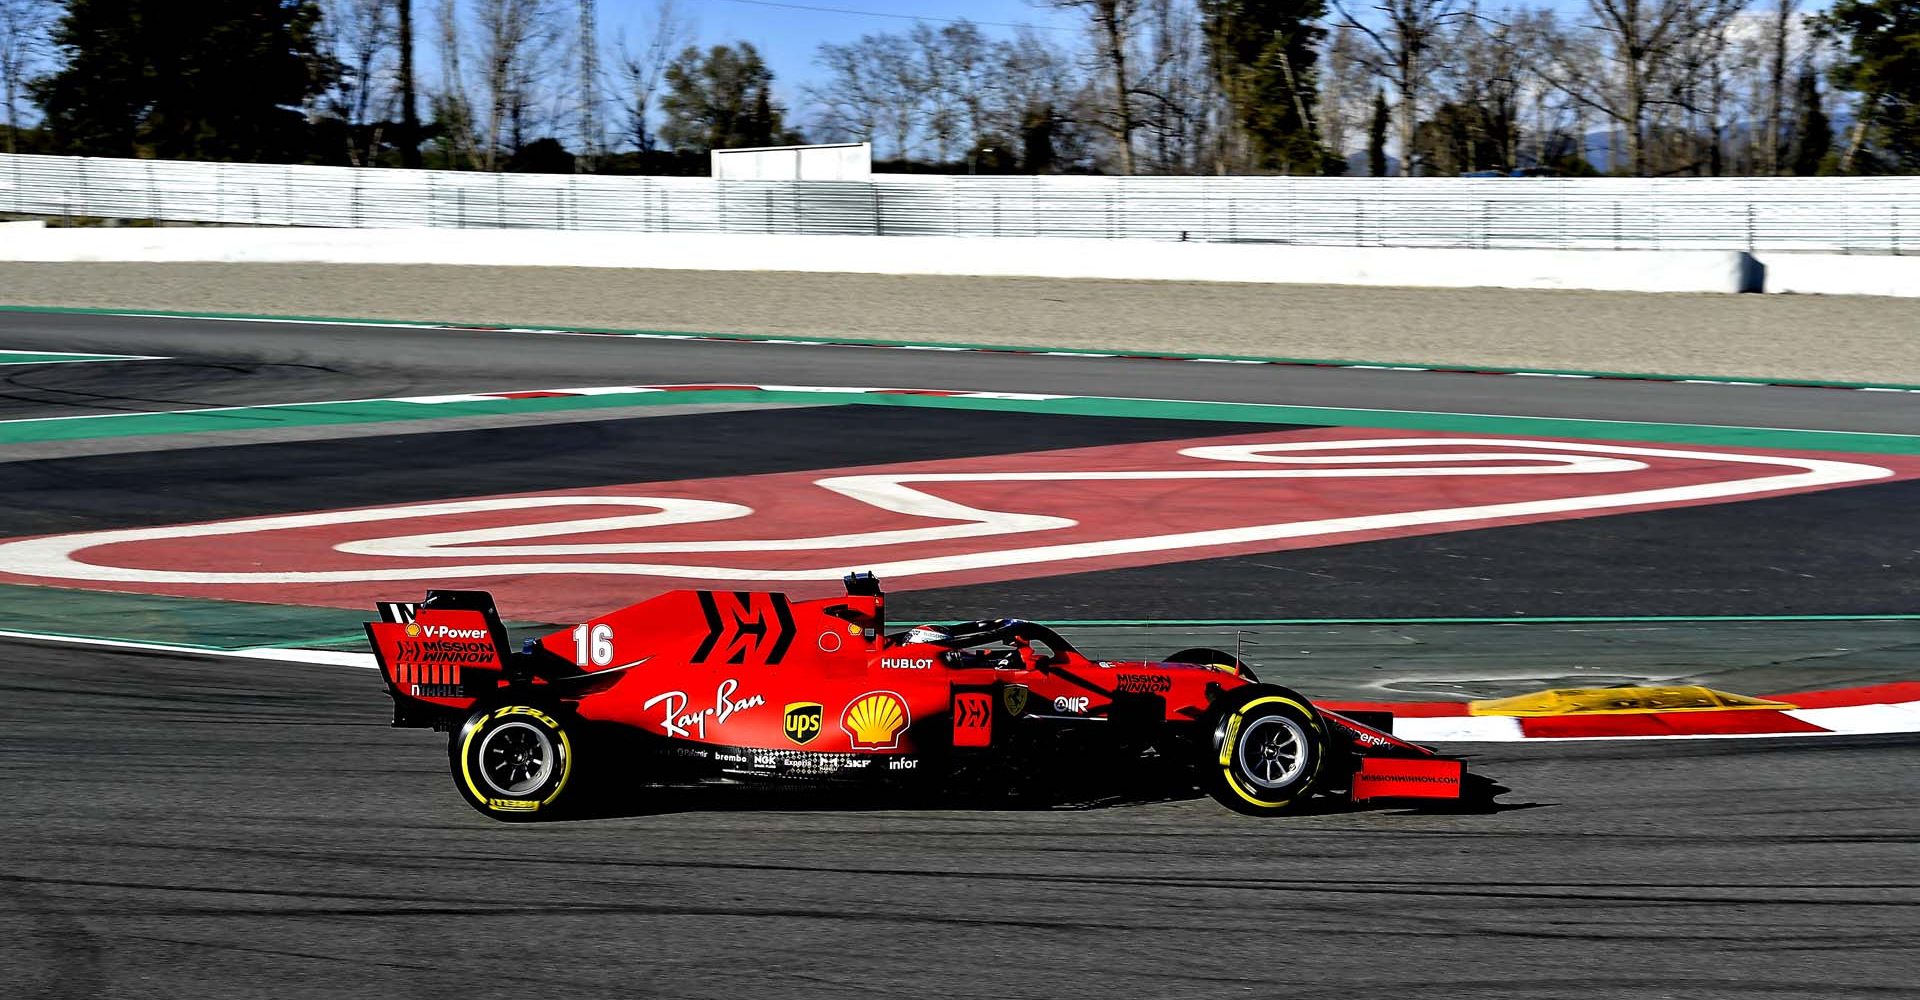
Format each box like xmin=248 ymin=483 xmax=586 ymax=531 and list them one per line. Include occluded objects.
xmin=1002 ymin=684 xmax=1029 ymax=717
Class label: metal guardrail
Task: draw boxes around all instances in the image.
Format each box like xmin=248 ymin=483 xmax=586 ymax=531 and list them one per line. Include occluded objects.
xmin=3 ymin=153 xmax=1916 ymax=253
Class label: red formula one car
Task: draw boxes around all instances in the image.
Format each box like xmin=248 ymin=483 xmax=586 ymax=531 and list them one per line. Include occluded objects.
xmin=366 ymin=573 xmax=1481 ymax=820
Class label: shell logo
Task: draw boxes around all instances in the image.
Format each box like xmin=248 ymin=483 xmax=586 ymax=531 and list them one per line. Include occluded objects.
xmin=840 ymin=691 xmax=910 ymax=750
xmin=405 ymin=622 xmax=421 ymax=638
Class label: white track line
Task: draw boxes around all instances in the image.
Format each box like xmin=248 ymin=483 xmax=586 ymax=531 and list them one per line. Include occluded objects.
xmin=0 ymin=629 xmax=376 ymax=668
xmin=0 ymin=350 xmax=167 ymax=366
xmin=40 ymin=308 xmax=1920 ymax=393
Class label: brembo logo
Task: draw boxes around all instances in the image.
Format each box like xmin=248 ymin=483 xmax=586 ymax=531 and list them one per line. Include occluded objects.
xmin=418 ymin=624 xmax=489 ymax=640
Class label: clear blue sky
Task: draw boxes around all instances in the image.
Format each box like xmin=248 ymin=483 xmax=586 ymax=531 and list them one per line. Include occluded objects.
xmin=601 ymin=0 xmax=1082 ymax=110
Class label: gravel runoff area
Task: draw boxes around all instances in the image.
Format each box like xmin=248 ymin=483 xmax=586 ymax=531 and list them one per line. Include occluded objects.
xmin=0 ymin=261 xmax=1916 ymax=383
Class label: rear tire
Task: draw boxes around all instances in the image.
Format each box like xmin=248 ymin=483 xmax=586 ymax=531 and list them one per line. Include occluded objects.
xmin=450 ymin=705 xmax=576 ymax=822
xmin=1201 ymin=685 xmax=1326 ymax=816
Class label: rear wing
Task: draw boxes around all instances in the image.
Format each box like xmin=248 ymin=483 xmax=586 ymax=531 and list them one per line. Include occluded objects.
xmin=365 ymin=590 xmax=513 ymax=728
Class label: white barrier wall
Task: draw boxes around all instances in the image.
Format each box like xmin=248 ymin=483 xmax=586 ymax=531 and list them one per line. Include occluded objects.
xmin=5 ymin=153 xmax=1920 ymax=253
xmin=1756 ymin=254 xmax=1920 ymax=297
xmin=0 ymin=228 xmax=1767 ymax=294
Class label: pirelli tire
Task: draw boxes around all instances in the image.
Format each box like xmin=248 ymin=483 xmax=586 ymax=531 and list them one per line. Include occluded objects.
xmin=1202 ymin=685 xmax=1328 ymax=816
xmin=450 ymin=705 xmax=577 ymax=822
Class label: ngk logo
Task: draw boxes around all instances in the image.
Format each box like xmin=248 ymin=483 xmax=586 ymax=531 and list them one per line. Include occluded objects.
xmin=418 ymin=624 xmax=489 ymax=640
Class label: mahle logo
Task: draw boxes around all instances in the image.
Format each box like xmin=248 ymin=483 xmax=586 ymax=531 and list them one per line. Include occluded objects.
xmin=783 ymin=702 xmax=823 ymax=745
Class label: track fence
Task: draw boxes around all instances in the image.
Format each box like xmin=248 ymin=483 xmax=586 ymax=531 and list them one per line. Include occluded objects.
xmin=3 ymin=153 xmax=1915 ymax=253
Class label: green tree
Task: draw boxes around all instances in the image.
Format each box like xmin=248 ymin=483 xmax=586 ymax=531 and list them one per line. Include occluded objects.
xmin=1367 ymin=87 xmax=1388 ymax=176
xmin=1021 ymin=103 xmax=1059 ymax=173
xmin=397 ymin=0 xmax=420 ymax=168
xmin=1820 ymin=0 xmax=1920 ymax=171
xmin=659 ymin=42 xmax=787 ymax=152
xmin=1788 ymin=67 xmax=1832 ymax=175
xmin=1413 ymin=101 xmax=1511 ymax=174
xmin=34 ymin=0 xmax=335 ymax=161
xmin=1202 ymin=0 xmax=1336 ymax=173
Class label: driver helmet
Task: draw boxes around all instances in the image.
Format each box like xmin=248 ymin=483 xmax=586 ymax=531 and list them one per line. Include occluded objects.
xmin=902 ymin=624 xmax=954 ymax=646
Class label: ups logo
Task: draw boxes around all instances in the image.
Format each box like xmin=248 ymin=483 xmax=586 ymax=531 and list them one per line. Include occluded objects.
xmin=783 ymin=702 xmax=823 ymax=745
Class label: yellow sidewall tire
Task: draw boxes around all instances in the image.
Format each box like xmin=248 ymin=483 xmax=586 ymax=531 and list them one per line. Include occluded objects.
xmin=450 ymin=706 xmax=575 ymax=822
xmin=1203 ymin=686 xmax=1326 ymax=817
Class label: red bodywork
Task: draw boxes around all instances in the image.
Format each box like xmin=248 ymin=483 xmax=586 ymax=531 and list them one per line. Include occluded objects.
xmin=366 ymin=581 xmax=1466 ymax=805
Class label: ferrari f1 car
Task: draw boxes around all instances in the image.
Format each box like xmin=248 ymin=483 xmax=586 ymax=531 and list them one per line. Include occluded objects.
xmin=366 ymin=573 xmax=1482 ymax=820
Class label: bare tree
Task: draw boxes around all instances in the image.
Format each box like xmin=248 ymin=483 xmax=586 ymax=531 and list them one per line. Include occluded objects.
xmin=812 ymin=32 xmax=923 ymax=159
xmin=398 ymin=0 xmax=422 ymax=167
xmin=320 ymin=0 xmax=398 ymax=165
xmin=433 ymin=0 xmax=483 ymax=168
xmin=577 ymin=0 xmax=598 ymax=168
xmin=810 ymin=36 xmax=889 ymax=149
xmin=910 ymin=23 xmax=960 ymax=161
xmin=1425 ymin=4 xmax=1544 ymax=172
xmin=1330 ymin=0 xmax=1464 ymax=174
xmin=1046 ymin=0 xmax=1146 ymax=174
xmin=1667 ymin=12 xmax=1742 ymax=173
xmin=0 ymin=0 xmax=53 ymax=153
xmin=614 ymin=0 xmax=686 ymax=154
xmin=1760 ymin=0 xmax=1793 ymax=173
xmin=993 ymin=28 xmax=1094 ymax=170
xmin=1533 ymin=0 xmax=1749 ymax=175
xmin=809 ymin=22 xmax=1095 ymax=171
xmin=928 ymin=21 xmax=998 ymax=157
xmin=1319 ymin=24 xmax=1368 ymax=166
xmin=474 ymin=0 xmax=564 ymax=169
xmin=904 ymin=21 xmax=1012 ymax=163
xmin=1132 ymin=0 xmax=1217 ymax=174
xmin=1505 ymin=8 xmax=1587 ymax=169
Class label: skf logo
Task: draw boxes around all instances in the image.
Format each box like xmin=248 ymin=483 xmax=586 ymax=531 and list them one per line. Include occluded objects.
xmin=783 ymin=702 xmax=823 ymax=745
xmin=841 ymin=691 xmax=910 ymax=750
xmin=1002 ymin=684 xmax=1028 ymax=717
xmin=404 ymin=622 xmax=421 ymax=638
xmin=1053 ymin=695 xmax=1090 ymax=714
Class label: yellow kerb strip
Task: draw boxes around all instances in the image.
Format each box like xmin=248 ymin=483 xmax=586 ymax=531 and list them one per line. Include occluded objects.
xmin=1468 ymin=685 xmax=1797 ymax=717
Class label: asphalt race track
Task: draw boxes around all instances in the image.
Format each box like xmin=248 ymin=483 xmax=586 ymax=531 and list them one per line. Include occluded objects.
xmin=3 ymin=309 xmax=1920 ymax=433
xmin=2 ymin=310 xmax=1916 ymax=999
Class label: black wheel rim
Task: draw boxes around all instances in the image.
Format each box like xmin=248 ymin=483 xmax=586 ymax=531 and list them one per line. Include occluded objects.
xmin=477 ymin=721 xmax=554 ymax=796
xmin=1235 ymin=715 xmax=1309 ymax=789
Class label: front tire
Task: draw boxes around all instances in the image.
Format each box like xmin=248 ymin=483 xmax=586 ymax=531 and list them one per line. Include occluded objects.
xmin=450 ymin=705 xmax=576 ymax=821
xmin=1201 ymin=686 xmax=1327 ymax=816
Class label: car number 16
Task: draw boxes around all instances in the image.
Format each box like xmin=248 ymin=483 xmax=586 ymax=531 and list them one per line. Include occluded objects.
xmin=572 ymin=623 xmax=615 ymax=667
